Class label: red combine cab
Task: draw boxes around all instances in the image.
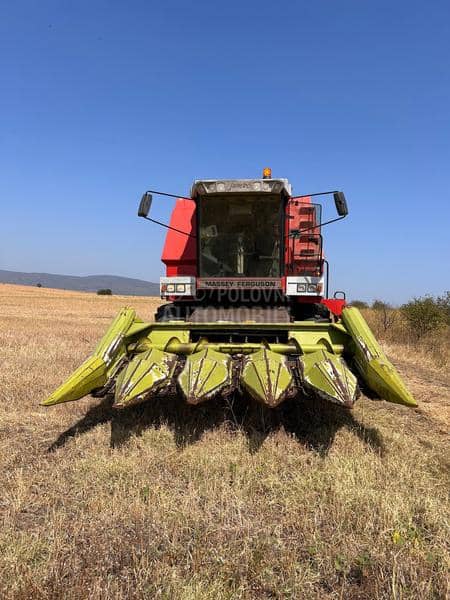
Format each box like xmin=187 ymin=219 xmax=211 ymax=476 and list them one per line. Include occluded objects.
xmin=156 ymin=173 xmax=346 ymax=323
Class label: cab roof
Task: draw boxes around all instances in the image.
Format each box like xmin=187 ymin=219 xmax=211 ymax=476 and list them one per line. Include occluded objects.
xmin=191 ymin=179 xmax=292 ymax=197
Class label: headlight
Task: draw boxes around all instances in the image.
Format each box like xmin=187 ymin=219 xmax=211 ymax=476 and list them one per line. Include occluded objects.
xmin=308 ymin=284 xmax=317 ymax=293
xmin=175 ymin=283 xmax=186 ymax=293
xmin=166 ymin=284 xmax=175 ymax=293
xmin=297 ymin=284 xmax=307 ymax=292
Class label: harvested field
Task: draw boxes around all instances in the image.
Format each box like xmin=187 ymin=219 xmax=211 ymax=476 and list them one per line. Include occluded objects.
xmin=0 ymin=284 xmax=449 ymax=599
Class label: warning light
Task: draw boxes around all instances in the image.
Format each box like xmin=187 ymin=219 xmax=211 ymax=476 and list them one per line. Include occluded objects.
xmin=262 ymin=167 xmax=272 ymax=179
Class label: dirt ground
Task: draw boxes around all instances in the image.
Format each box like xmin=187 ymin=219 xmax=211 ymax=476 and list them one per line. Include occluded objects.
xmin=0 ymin=284 xmax=448 ymax=599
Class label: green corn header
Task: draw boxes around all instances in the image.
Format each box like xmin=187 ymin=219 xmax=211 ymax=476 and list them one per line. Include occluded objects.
xmin=42 ymin=306 xmax=416 ymax=410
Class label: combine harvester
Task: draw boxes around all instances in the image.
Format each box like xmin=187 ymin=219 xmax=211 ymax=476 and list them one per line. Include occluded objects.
xmin=43 ymin=169 xmax=416 ymax=410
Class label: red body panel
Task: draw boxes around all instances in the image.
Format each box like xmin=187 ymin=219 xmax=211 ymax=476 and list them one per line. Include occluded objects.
xmin=161 ymin=199 xmax=197 ymax=276
xmin=285 ymin=196 xmax=323 ymax=278
xmin=321 ymin=298 xmax=346 ymax=317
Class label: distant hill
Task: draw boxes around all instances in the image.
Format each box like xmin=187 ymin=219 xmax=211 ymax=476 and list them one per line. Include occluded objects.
xmin=0 ymin=269 xmax=160 ymax=296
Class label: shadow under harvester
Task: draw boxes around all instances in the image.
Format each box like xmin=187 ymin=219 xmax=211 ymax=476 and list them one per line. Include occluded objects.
xmin=48 ymin=392 xmax=384 ymax=457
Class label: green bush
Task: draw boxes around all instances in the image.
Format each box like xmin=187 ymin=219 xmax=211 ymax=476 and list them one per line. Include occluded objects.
xmin=371 ymin=300 xmax=397 ymax=333
xmin=436 ymin=291 xmax=450 ymax=325
xmin=372 ymin=299 xmax=389 ymax=310
xmin=349 ymin=300 xmax=368 ymax=309
xmin=97 ymin=288 xmax=113 ymax=296
xmin=400 ymin=295 xmax=446 ymax=339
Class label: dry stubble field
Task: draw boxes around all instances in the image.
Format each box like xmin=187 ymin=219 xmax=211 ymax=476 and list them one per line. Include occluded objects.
xmin=0 ymin=283 xmax=449 ymax=599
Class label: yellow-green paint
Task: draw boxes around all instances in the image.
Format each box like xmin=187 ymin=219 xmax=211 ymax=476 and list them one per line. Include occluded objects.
xmin=41 ymin=355 xmax=108 ymax=406
xmin=301 ymin=349 xmax=358 ymax=407
xmin=240 ymin=348 xmax=293 ymax=407
xmin=42 ymin=305 xmax=417 ymax=410
xmin=341 ymin=307 xmax=417 ymax=407
xmin=135 ymin=339 xmax=344 ymax=356
xmin=114 ymin=348 xmax=177 ymax=408
xmin=178 ymin=348 xmax=232 ymax=404
xmin=94 ymin=307 xmax=136 ymax=361
xmin=42 ymin=307 xmax=137 ymax=406
xmin=288 ymin=323 xmax=349 ymax=354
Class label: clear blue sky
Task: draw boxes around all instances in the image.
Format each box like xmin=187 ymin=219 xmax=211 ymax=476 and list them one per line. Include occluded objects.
xmin=1 ymin=0 xmax=449 ymax=303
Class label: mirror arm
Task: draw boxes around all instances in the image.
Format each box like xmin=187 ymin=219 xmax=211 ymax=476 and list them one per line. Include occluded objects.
xmin=289 ymin=215 xmax=346 ymax=237
xmin=292 ymin=190 xmax=339 ymax=199
xmin=142 ymin=216 xmax=196 ymax=238
xmin=145 ymin=189 xmax=193 ymax=201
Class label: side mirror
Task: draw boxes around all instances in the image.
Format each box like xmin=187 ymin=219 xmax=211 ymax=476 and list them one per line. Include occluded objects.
xmin=334 ymin=191 xmax=348 ymax=217
xmin=138 ymin=192 xmax=152 ymax=218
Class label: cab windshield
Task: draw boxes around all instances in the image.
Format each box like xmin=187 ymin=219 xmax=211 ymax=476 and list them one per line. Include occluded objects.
xmin=198 ymin=194 xmax=283 ymax=277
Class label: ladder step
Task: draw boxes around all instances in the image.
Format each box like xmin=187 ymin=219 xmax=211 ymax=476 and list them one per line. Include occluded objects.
xmin=298 ymin=236 xmax=319 ymax=244
xmin=297 ymin=258 xmax=321 ymax=266
xmin=299 ymin=206 xmax=315 ymax=215
xmin=299 ymin=220 xmax=314 ymax=229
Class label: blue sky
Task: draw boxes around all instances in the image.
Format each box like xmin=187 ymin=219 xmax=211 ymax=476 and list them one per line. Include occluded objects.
xmin=1 ymin=0 xmax=449 ymax=303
